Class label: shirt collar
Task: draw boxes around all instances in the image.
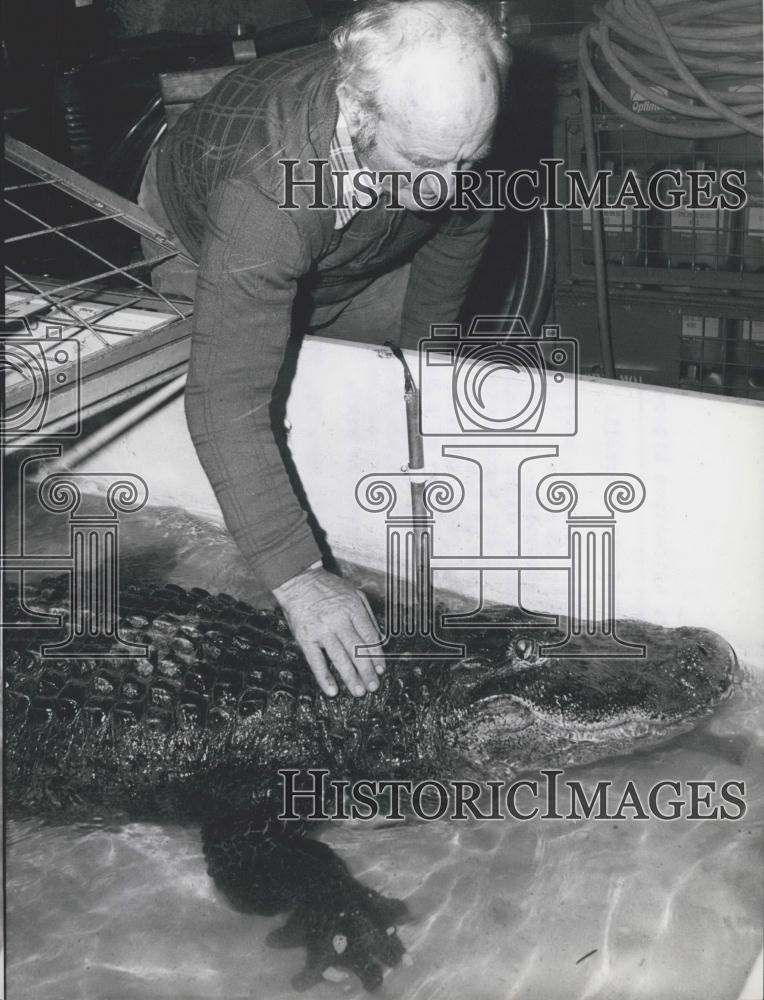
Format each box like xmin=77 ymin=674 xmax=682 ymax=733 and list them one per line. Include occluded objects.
xmin=329 ymin=110 xmax=376 ymax=230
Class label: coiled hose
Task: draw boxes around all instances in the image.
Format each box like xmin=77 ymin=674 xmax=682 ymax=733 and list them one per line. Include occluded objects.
xmin=577 ymin=0 xmax=763 ymax=376
xmin=581 ymin=0 xmax=763 ymax=138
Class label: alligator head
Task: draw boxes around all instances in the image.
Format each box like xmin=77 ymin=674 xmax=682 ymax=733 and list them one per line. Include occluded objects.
xmin=443 ymin=616 xmax=737 ymax=778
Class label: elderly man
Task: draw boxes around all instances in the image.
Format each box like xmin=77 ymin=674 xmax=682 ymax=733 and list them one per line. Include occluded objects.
xmin=140 ymin=0 xmax=510 ymax=698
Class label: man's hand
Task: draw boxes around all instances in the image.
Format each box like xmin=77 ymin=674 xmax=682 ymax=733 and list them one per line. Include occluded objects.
xmin=273 ymin=567 xmax=384 ymax=697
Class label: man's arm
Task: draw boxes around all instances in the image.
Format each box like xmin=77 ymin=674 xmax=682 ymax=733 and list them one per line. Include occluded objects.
xmin=185 ymin=177 xmax=318 ymax=588
xmin=185 ymin=177 xmax=382 ymax=696
xmin=400 ymin=206 xmax=496 ymax=346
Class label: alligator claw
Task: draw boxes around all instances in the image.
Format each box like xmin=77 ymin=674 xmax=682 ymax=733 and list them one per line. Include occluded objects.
xmin=267 ymin=886 xmax=408 ymax=992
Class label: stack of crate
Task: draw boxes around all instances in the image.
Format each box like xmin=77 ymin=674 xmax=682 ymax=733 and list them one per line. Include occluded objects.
xmin=552 ymin=90 xmax=763 ymax=399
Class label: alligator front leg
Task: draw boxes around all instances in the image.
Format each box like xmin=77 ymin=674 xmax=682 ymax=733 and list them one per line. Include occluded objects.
xmin=201 ymin=805 xmax=408 ymax=991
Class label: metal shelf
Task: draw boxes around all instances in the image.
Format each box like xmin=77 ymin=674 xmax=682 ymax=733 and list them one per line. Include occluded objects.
xmin=3 ymin=138 xmax=195 ymax=447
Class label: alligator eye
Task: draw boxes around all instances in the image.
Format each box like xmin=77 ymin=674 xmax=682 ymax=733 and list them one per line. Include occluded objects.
xmin=512 ymin=636 xmax=536 ymax=661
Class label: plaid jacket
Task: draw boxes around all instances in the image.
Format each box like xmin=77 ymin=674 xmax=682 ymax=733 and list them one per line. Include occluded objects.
xmin=156 ymin=43 xmax=495 ymax=591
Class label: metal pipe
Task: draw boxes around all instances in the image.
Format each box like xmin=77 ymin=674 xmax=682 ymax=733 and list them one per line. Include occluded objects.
xmin=577 ymin=36 xmax=617 ymax=379
xmin=385 ymin=340 xmax=428 ymax=530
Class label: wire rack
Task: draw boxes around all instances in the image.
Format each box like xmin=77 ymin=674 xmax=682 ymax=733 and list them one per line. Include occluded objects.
xmin=557 ymin=115 xmax=763 ymax=290
xmin=3 ymin=138 xmax=195 ymax=444
xmin=554 ymin=285 xmax=764 ymax=400
xmin=678 ymin=311 xmax=764 ymax=398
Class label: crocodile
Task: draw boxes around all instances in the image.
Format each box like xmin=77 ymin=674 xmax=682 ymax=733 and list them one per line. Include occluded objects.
xmin=4 ymin=575 xmax=736 ymax=991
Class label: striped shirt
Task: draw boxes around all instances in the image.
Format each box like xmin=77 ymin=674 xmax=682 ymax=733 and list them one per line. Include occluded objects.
xmin=329 ymin=111 xmax=381 ymax=230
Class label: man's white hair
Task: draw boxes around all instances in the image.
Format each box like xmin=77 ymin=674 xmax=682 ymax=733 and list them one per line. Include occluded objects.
xmin=331 ymin=0 xmax=511 ymax=118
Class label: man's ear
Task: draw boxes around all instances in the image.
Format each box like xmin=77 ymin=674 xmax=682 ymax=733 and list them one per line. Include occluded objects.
xmin=336 ymin=83 xmax=366 ymax=133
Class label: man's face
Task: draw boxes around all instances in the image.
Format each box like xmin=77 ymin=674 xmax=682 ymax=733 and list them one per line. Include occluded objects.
xmin=362 ymin=102 xmax=497 ymax=211
xmin=345 ymin=47 xmax=501 ymax=212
